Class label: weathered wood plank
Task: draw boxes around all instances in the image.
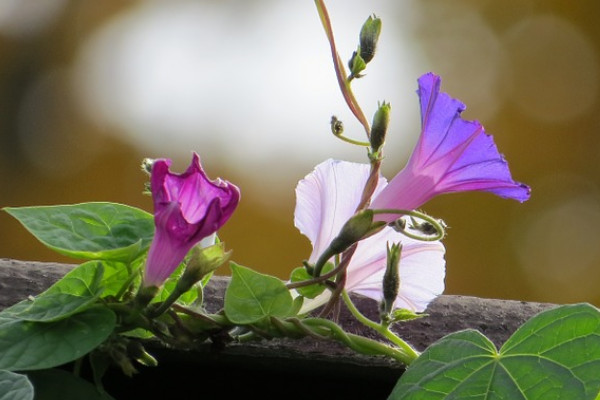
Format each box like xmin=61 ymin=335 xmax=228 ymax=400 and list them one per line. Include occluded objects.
xmin=0 ymin=258 xmax=558 ymax=398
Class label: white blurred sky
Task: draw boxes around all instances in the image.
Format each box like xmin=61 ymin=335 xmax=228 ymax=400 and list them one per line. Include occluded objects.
xmin=71 ymin=1 xmax=427 ymax=184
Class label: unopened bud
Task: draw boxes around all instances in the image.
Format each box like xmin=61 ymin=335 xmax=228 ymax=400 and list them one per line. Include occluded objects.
xmin=370 ymin=101 xmax=391 ymax=153
xmin=329 ymin=210 xmax=376 ymax=254
xmin=359 ymin=15 xmax=382 ymax=64
xmin=141 ymin=158 xmax=156 ymax=195
xmin=177 ymin=243 xmax=232 ymax=293
xmin=381 ymin=243 xmax=401 ymax=317
xmin=141 ymin=158 xmax=156 ymax=175
xmin=330 ymin=115 xmax=344 ymax=136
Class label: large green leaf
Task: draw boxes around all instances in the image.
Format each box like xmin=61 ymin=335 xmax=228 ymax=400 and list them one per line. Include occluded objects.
xmin=0 ymin=306 xmax=116 ymax=371
xmin=389 ymin=303 xmax=600 ymax=400
xmin=224 ymin=263 xmax=295 ymax=324
xmin=27 ymin=369 xmax=115 ymax=400
xmin=5 ymin=293 xmax=100 ymax=323
xmin=4 ymin=203 xmax=154 ymax=262
xmin=0 ymin=370 xmax=33 ymax=400
xmin=0 ymin=261 xmax=104 ymax=323
xmin=42 ymin=261 xmax=104 ymax=297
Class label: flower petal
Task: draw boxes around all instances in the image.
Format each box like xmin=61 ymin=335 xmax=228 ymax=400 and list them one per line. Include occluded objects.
xmin=144 ymin=152 xmax=239 ymax=287
xmin=294 ymin=159 xmax=386 ymax=263
xmin=346 ymin=222 xmax=446 ymax=312
xmin=372 ymin=72 xmax=530 ymax=218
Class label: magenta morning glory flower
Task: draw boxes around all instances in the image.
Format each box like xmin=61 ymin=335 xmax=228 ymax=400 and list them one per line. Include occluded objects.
xmin=295 ymin=159 xmax=446 ymax=312
xmin=371 ymin=72 xmax=531 ymax=220
xmin=143 ymin=152 xmax=240 ymax=287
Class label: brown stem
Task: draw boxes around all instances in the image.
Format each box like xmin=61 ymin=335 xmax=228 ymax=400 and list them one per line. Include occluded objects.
xmin=314 ymin=0 xmax=371 ymax=138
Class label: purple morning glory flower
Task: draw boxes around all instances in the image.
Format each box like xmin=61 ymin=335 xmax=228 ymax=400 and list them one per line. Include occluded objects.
xmin=295 ymin=159 xmax=446 ymax=312
xmin=371 ymin=72 xmax=531 ymax=220
xmin=143 ymin=152 xmax=240 ymax=287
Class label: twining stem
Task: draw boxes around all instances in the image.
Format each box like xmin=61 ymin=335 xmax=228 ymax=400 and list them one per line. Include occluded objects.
xmin=341 ymin=290 xmax=420 ymax=363
xmin=318 ymin=247 xmax=353 ymax=317
xmin=302 ymin=318 xmax=415 ymax=365
xmin=335 ymin=133 xmax=371 ymax=147
xmin=374 ymin=209 xmax=446 ymax=241
xmin=314 ymin=0 xmax=371 ymax=138
xmin=171 ymin=303 xmax=231 ymax=328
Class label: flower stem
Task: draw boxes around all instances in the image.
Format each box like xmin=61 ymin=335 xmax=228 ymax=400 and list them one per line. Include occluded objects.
xmin=314 ymin=0 xmax=371 ymax=138
xmin=341 ymin=290 xmax=420 ymax=363
xmin=373 ymin=209 xmax=446 ymax=241
xmin=335 ymin=133 xmax=370 ymax=147
xmin=303 ymin=317 xmax=415 ymax=365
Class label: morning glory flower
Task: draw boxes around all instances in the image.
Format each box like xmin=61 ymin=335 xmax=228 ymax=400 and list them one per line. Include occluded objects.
xmin=295 ymin=159 xmax=446 ymax=312
xmin=371 ymin=72 xmax=531 ymax=220
xmin=143 ymin=152 xmax=240 ymax=287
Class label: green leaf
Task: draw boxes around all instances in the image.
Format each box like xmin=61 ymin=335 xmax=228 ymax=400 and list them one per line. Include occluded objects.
xmin=6 ymin=293 xmax=100 ymax=323
xmin=4 ymin=203 xmax=154 ymax=262
xmin=289 ymin=262 xmax=334 ymax=299
xmin=43 ymin=261 xmax=104 ymax=297
xmin=0 ymin=306 xmax=116 ymax=371
xmin=389 ymin=303 xmax=600 ymax=400
xmin=0 ymin=370 xmax=33 ymax=400
xmin=225 ymin=263 xmax=295 ymax=324
xmin=98 ymin=259 xmax=143 ymax=299
xmin=0 ymin=261 xmax=104 ymax=323
xmin=27 ymin=369 xmax=115 ymax=400
xmin=388 ymin=309 xmax=427 ymax=324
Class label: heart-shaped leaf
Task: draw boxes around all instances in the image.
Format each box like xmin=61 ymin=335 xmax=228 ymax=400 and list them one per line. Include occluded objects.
xmin=4 ymin=203 xmax=154 ymax=262
xmin=389 ymin=303 xmax=600 ymax=399
xmin=225 ymin=263 xmax=295 ymax=324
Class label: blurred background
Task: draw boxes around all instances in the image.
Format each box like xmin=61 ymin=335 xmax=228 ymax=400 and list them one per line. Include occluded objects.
xmin=0 ymin=0 xmax=599 ymax=306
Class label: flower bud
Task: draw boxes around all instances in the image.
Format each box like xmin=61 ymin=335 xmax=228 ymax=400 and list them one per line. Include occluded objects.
xmin=381 ymin=242 xmax=401 ymax=317
xmin=359 ymin=15 xmax=381 ymax=64
xmin=330 ymin=115 xmax=344 ymax=137
xmin=329 ymin=209 xmax=376 ymax=254
xmin=177 ymin=243 xmax=232 ymax=293
xmin=141 ymin=158 xmax=156 ymax=175
xmin=370 ymin=101 xmax=391 ymax=154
